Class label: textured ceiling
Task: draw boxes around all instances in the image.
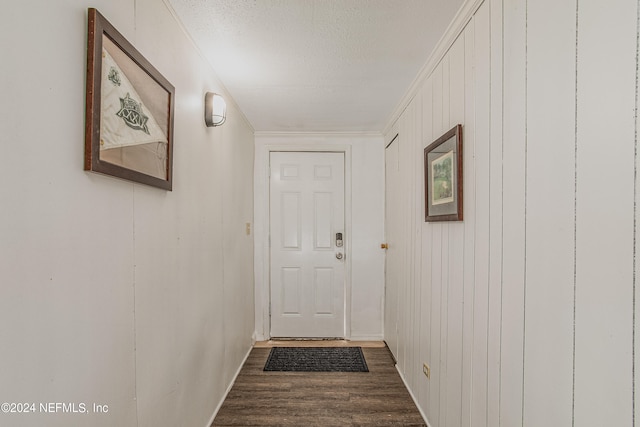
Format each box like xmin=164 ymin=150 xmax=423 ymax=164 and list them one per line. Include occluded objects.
xmin=167 ymin=0 xmax=464 ymax=133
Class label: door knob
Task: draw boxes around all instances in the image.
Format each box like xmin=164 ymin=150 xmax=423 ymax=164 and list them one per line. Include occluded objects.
xmin=381 ymin=243 xmax=388 ymax=249
xmin=336 ymin=252 xmax=343 ymax=260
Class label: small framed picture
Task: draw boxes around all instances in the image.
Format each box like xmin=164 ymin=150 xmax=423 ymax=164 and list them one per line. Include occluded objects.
xmin=424 ymin=124 xmax=463 ymax=222
xmin=85 ymin=8 xmax=175 ymax=190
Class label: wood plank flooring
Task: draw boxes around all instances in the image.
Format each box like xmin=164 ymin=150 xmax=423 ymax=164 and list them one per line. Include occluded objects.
xmin=212 ymin=343 xmax=426 ymax=426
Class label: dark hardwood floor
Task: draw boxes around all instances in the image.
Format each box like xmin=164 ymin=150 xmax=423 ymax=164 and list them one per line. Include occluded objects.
xmin=212 ymin=345 xmax=426 ymax=426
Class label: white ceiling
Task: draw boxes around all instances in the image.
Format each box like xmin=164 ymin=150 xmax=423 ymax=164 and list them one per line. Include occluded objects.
xmin=167 ymin=0 xmax=464 ymax=133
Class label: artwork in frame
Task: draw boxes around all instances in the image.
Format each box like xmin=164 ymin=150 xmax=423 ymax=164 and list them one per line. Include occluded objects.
xmin=85 ymin=8 xmax=175 ymax=190
xmin=424 ymin=124 xmax=463 ymax=222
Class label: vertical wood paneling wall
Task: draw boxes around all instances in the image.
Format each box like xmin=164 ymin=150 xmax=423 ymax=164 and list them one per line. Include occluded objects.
xmin=1 ymin=2 xmax=255 ymax=426
xmin=383 ymin=0 xmax=639 ymax=425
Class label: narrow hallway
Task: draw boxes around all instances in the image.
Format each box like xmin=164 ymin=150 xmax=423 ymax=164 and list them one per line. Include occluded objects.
xmin=212 ymin=342 xmax=425 ymax=426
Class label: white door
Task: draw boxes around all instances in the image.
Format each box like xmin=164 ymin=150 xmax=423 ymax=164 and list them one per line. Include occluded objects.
xmin=384 ymin=138 xmax=400 ymax=359
xmin=269 ymin=152 xmax=346 ymax=338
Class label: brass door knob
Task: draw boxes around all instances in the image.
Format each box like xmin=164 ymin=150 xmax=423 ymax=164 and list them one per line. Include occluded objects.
xmin=381 ymin=243 xmax=388 ymax=249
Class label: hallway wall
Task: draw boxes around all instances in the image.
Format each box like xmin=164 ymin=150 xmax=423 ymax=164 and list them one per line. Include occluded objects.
xmin=384 ymin=0 xmax=638 ymax=425
xmin=0 ymin=1 xmax=255 ymax=426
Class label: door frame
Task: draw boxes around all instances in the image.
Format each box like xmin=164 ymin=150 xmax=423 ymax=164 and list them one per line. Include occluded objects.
xmin=254 ymin=141 xmax=353 ymax=341
xmin=383 ymin=133 xmax=400 ymax=359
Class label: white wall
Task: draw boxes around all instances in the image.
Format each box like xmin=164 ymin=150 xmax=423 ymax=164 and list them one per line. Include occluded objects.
xmin=384 ymin=0 xmax=638 ymax=425
xmin=254 ymin=134 xmax=385 ymax=341
xmin=0 ymin=1 xmax=255 ymax=426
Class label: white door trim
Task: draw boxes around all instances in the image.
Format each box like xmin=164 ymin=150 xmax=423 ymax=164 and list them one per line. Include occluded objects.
xmin=254 ymin=142 xmax=353 ymax=341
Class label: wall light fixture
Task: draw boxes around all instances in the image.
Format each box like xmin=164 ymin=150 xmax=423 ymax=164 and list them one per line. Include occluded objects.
xmin=204 ymin=92 xmax=226 ymax=127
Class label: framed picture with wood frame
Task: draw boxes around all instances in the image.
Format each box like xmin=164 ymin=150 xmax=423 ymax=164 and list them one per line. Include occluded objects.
xmin=424 ymin=124 xmax=463 ymax=222
xmin=85 ymin=8 xmax=175 ymax=190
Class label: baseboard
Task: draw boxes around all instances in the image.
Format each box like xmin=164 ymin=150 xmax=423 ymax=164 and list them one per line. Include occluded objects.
xmin=204 ymin=344 xmax=254 ymax=427
xmin=383 ymin=341 xmax=397 ymax=364
xmin=348 ymin=334 xmax=384 ymax=341
xmin=395 ymin=365 xmax=432 ymax=427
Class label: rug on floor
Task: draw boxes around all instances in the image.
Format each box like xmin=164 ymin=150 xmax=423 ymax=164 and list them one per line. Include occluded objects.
xmin=263 ymin=346 xmax=369 ymax=372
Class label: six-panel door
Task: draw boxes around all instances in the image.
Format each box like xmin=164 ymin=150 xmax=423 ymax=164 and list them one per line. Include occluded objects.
xmin=269 ymin=152 xmax=345 ymax=338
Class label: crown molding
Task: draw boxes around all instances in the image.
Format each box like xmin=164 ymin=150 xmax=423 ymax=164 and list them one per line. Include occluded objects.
xmin=382 ymin=0 xmax=486 ymax=136
xmin=254 ymin=130 xmax=383 ymax=139
xmin=160 ymin=0 xmax=255 ymax=133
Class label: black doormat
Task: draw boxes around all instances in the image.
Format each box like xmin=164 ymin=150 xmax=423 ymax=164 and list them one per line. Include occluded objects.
xmin=263 ymin=347 xmax=369 ymax=372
